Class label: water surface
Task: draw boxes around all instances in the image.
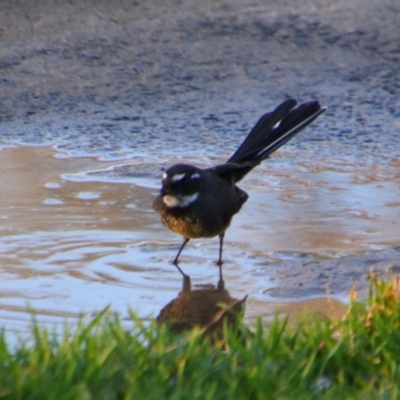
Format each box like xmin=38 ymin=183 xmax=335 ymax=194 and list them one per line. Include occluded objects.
xmin=0 ymin=145 xmax=399 ymax=337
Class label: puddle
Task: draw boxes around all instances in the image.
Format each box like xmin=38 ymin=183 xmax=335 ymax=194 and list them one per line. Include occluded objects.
xmin=0 ymin=146 xmax=399 ymax=338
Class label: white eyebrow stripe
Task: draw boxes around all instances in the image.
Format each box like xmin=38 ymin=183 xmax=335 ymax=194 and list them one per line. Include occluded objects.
xmin=190 ymin=173 xmax=200 ymax=179
xmin=171 ymin=173 xmax=186 ymax=182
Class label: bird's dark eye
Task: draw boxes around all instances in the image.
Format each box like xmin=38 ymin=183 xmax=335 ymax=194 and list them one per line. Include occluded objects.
xmin=180 ymin=172 xmax=200 ymax=186
xmin=180 ymin=177 xmax=190 ymax=185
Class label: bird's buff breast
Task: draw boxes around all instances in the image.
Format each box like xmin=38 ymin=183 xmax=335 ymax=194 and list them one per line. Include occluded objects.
xmin=161 ymin=211 xmax=215 ymax=238
xmin=153 ymin=195 xmax=231 ymax=238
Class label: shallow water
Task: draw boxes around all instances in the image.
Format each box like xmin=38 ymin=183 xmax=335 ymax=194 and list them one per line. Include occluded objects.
xmin=0 ymin=145 xmax=399 ymax=338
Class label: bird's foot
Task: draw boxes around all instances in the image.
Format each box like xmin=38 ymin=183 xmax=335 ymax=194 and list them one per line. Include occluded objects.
xmin=172 ymin=261 xmax=189 ymax=279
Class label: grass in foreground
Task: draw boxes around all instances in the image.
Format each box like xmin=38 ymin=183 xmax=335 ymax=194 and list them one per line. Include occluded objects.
xmin=1 ymin=275 xmax=400 ymax=399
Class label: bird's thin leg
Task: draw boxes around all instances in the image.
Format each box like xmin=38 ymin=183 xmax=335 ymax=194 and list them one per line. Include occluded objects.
xmin=217 ymin=233 xmax=225 ymax=265
xmin=217 ymin=233 xmax=224 ymax=279
xmin=173 ymin=237 xmax=190 ymax=265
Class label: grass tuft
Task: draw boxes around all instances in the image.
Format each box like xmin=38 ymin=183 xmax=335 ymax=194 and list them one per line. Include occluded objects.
xmin=1 ymin=275 xmax=400 ymax=399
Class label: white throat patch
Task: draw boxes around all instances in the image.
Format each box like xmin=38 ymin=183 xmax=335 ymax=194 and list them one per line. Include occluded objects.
xmin=163 ymin=192 xmax=199 ymax=208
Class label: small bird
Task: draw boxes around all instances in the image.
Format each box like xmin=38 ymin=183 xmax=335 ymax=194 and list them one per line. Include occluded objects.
xmin=153 ymin=98 xmax=326 ymax=269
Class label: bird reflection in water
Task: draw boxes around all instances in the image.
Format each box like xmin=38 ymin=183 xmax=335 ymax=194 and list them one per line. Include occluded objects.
xmin=157 ymin=269 xmax=247 ymax=337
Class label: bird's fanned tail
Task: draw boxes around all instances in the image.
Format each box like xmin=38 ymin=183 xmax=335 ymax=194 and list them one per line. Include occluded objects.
xmin=228 ymin=99 xmax=326 ymax=164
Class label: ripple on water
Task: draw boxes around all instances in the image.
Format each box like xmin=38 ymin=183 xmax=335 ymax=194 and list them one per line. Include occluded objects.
xmin=0 ymin=146 xmax=400 ymax=339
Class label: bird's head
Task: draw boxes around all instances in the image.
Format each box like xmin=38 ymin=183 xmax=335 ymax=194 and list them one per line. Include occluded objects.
xmin=159 ymin=164 xmax=202 ymax=208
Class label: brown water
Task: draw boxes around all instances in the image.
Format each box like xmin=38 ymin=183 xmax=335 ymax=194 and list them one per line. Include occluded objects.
xmin=1 ymin=146 xmax=399 ymax=337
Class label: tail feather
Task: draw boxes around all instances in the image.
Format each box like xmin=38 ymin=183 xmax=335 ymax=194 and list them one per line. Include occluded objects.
xmin=228 ymin=99 xmax=325 ymax=164
xmin=257 ymin=105 xmax=325 ymax=160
